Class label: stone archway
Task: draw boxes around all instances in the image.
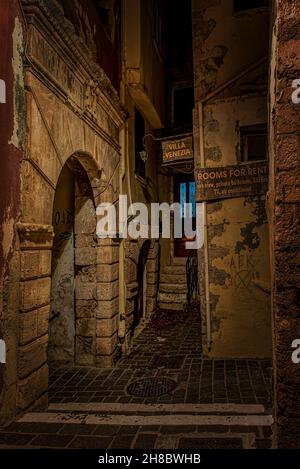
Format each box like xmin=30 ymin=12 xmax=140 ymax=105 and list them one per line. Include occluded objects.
xmin=1 ymin=0 xmax=124 ymax=421
xmin=17 ymin=151 xmax=120 ymax=413
xmin=134 ymin=240 xmax=151 ymax=332
xmin=125 ymin=239 xmax=160 ymax=343
xmin=48 ymin=156 xmax=100 ymax=367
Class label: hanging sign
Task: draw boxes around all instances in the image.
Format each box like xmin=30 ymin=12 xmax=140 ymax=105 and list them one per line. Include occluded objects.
xmin=195 ymin=161 xmax=269 ymax=201
xmin=162 ymin=136 xmax=193 ymax=165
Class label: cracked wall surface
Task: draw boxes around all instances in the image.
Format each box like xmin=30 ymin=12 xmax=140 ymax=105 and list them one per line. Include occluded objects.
xmin=0 ymin=0 xmax=124 ymax=424
xmin=269 ymin=0 xmax=300 ymax=449
xmin=192 ymin=0 xmax=271 ymax=357
xmin=0 ymin=0 xmax=25 ymax=424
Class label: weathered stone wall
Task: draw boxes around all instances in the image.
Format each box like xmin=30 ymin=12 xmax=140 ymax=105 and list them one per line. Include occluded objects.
xmin=269 ymin=0 xmax=300 ymax=449
xmin=202 ymin=97 xmax=271 ymax=357
xmin=49 ymin=165 xmax=75 ymax=363
xmin=192 ymin=0 xmax=269 ymax=102
xmin=121 ymin=1 xmax=164 ymax=347
xmin=0 ymin=0 xmax=124 ymax=423
xmin=0 ymin=0 xmax=25 ymax=425
xmin=125 ymin=239 xmax=159 ymax=344
xmin=192 ymin=0 xmax=272 ymax=356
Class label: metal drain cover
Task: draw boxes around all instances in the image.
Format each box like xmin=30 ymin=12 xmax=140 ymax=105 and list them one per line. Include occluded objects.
xmin=126 ymin=377 xmax=177 ymax=397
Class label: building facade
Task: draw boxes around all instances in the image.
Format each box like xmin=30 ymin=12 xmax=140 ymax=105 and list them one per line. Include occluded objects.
xmin=0 ymin=0 xmax=299 ymax=449
xmin=192 ymin=0 xmax=271 ymax=357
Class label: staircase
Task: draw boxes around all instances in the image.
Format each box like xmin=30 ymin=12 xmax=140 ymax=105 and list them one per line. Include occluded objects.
xmin=158 ymin=259 xmax=187 ymax=311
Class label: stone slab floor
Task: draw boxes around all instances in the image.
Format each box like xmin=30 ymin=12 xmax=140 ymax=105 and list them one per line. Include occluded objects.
xmin=0 ymin=305 xmax=274 ymax=449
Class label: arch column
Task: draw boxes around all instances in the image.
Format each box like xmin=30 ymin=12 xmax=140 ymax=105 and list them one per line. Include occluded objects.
xmin=95 ymin=238 xmax=119 ymax=367
xmin=16 ymin=223 xmax=53 ymax=412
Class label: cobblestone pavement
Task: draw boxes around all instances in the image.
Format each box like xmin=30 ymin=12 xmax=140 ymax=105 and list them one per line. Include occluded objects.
xmin=48 ymin=306 xmax=272 ymax=408
xmin=0 ymin=306 xmax=274 ymax=449
xmin=0 ymin=418 xmax=273 ymax=449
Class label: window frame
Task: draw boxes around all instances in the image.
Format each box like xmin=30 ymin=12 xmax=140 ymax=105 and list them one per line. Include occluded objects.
xmin=233 ymin=0 xmax=269 ymax=14
xmin=134 ymin=108 xmax=146 ymax=180
xmin=239 ymin=124 xmax=268 ymax=164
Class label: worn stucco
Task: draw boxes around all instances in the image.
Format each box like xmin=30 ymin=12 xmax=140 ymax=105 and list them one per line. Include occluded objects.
xmin=49 ymin=165 xmax=75 ymax=363
xmin=269 ymin=0 xmax=300 ymax=448
xmin=193 ymin=0 xmax=271 ymax=357
xmin=0 ymin=0 xmax=25 ymax=425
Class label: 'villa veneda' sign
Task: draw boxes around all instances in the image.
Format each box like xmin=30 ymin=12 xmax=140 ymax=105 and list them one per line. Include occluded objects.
xmin=195 ymin=161 xmax=269 ymax=201
xmin=162 ymin=136 xmax=193 ymax=165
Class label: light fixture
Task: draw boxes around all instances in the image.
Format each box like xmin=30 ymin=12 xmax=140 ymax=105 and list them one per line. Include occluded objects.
xmin=139 ymin=147 xmax=148 ymax=163
xmin=139 ymin=131 xmax=192 ymax=164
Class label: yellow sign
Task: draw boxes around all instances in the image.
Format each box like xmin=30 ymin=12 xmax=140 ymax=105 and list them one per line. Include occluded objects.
xmin=195 ymin=161 xmax=269 ymax=201
xmin=162 ymin=136 xmax=193 ymax=164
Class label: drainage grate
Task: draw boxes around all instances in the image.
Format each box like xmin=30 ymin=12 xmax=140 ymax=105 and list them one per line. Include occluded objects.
xmin=126 ymin=377 xmax=177 ymax=397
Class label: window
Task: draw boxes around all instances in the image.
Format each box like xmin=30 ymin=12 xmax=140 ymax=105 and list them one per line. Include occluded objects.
xmin=240 ymin=124 xmax=268 ymax=162
xmin=153 ymin=1 xmax=164 ymax=58
xmin=233 ymin=0 xmax=269 ymax=13
xmin=173 ymin=87 xmax=194 ymax=127
xmin=135 ymin=109 xmax=145 ymax=179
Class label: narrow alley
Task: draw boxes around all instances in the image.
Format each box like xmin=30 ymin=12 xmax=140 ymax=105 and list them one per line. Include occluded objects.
xmin=0 ymin=0 xmax=299 ymax=456
xmin=0 ymin=305 xmax=273 ymax=449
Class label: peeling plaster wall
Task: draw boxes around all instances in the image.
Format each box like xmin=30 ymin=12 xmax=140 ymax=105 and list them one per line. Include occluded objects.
xmin=204 ymin=98 xmax=271 ymax=357
xmin=122 ymin=1 xmax=163 ymax=346
xmin=0 ymin=1 xmax=25 ymax=424
xmin=59 ymin=0 xmax=121 ymax=90
xmin=0 ymin=0 xmax=124 ymax=423
xmin=192 ymin=0 xmax=270 ymax=101
xmin=193 ymin=0 xmax=271 ymax=357
xmin=269 ymin=0 xmax=300 ymax=448
xmin=49 ymin=165 xmax=75 ymax=363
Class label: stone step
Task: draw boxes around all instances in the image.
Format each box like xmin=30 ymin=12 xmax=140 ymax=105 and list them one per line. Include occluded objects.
xmin=160 ymin=273 xmax=187 ymax=284
xmin=48 ymin=403 xmax=267 ymax=415
xmin=172 ymin=258 xmax=187 ymax=265
xmin=158 ymin=302 xmax=185 ymax=311
xmin=161 ymin=265 xmax=187 ymax=275
xmin=158 ymin=292 xmax=186 ymax=304
xmin=159 ymin=283 xmax=187 ymax=293
xmin=18 ymin=410 xmax=273 ymax=426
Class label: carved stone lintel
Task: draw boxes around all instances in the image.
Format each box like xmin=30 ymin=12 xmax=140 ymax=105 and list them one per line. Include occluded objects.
xmin=17 ymin=223 xmax=54 ymax=250
xmin=22 ymin=0 xmax=126 ymax=125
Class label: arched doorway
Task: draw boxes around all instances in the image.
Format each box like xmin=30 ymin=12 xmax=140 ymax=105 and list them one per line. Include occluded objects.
xmin=48 ymin=157 xmax=97 ymax=366
xmin=134 ymin=241 xmax=151 ymax=332
xmin=48 ymin=164 xmax=75 ymax=363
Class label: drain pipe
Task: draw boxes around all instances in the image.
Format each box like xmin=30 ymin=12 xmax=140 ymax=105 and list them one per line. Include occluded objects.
xmin=118 ymin=113 xmax=126 ymax=351
xmin=118 ymin=69 xmax=127 ymax=352
xmin=118 ymin=2 xmax=134 ymax=352
xmin=198 ymin=101 xmax=212 ymax=353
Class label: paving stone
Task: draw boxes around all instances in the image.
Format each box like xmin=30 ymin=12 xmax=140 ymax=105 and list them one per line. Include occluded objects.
xmin=197 ymin=425 xmax=230 ymax=433
xmin=255 ymin=438 xmax=272 ymax=449
xmin=30 ymin=434 xmax=74 ymax=448
xmin=59 ymin=424 xmax=97 ymax=435
xmin=4 ymin=422 xmax=64 ymax=434
xmin=230 ymin=425 xmax=260 ymax=436
xmin=110 ymin=435 xmax=135 ymax=449
xmin=0 ymin=433 xmax=35 ymax=445
xmin=133 ymin=433 xmax=158 ymax=449
xmin=160 ymin=426 xmax=197 ymax=434
xmin=93 ymin=425 xmax=120 ymax=436
xmin=118 ymin=426 xmax=140 ymax=435
xmin=69 ymin=436 xmax=112 ymax=449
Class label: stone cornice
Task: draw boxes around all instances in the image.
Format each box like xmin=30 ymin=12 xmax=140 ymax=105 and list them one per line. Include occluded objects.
xmin=21 ymin=0 xmax=126 ymax=128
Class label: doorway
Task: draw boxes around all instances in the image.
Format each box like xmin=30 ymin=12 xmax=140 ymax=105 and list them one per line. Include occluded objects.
xmin=48 ymin=158 xmax=98 ymax=366
xmin=134 ymin=241 xmax=151 ymax=331
xmin=49 ymin=165 xmax=75 ymax=363
xmin=173 ymin=173 xmax=196 ymax=257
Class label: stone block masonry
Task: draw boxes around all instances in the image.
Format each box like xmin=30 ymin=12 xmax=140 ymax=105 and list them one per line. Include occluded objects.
xmin=269 ymin=0 xmax=300 ymax=449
